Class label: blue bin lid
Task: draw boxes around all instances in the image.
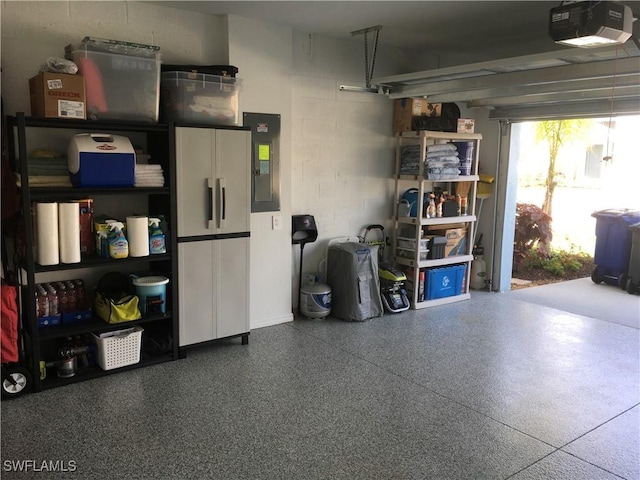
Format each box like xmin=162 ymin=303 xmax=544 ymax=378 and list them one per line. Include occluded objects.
xmin=592 ymin=209 xmax=640 ymax=221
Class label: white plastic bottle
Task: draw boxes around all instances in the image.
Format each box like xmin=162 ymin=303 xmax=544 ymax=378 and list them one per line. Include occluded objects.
xmin=108 ymin=222 xmax=129 ymax=259
xmin=470 ymin=245 xmax=487 ymax=290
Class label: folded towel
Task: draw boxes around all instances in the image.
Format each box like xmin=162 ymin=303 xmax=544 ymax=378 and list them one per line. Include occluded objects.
xmin=426 ymin=144 xmax=457 ymax=153
xmin=134 ymin=177 xmax=165 ymax=187
xmin=426 ymin=150 xmax=459 ymax=159
xmin=15 ymin=174 xmax=72 ymax=188
xmin=135 ymin=163 xmax=163 ymax=172
xmin=134 ymin=173 xmax=162 ymax=178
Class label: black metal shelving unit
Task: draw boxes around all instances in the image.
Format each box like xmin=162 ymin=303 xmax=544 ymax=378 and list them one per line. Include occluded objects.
xmin=8 ymin=113 xmax=180 ymax=392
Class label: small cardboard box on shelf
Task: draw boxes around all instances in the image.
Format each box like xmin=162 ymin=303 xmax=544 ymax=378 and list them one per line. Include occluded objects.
xmin=393 ymin=98 xmax=442 ymax=132
xmin=29 ymin=72 xmax=86 ymax=120
xmin=427 ymin=227 xmax=468 ymax=257
xmin=457 ymin=118 xmax=475 ymax=133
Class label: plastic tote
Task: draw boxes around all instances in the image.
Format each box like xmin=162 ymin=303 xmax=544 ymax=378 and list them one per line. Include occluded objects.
xmin=591 ymin=209 xmax=640 ymax=287
xmin=91 ymin=326 xmax=143 ymax=370
xmin=131 ymin=275 xmax=169 ymax=315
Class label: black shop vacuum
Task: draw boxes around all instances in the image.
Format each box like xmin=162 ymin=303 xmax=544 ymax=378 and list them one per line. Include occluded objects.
xmin=361 ymin=225 xmax=410 ymax=313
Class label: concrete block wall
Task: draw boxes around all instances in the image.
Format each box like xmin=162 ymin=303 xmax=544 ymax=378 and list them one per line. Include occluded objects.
xmin=290 ymin=31 xmax=406 ymax=283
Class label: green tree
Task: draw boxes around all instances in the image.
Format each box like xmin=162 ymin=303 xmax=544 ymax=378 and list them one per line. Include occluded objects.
xmin=535 ymin=119 xmax=591 ymax=217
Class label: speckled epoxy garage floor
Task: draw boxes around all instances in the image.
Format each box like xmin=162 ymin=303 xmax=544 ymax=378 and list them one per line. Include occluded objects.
xmin=1 ymin=290 xmax=638 ymax=480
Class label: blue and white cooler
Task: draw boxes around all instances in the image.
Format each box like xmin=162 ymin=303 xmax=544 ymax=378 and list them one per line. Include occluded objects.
xmin=68 ymin=133 xmax=135 ymax=187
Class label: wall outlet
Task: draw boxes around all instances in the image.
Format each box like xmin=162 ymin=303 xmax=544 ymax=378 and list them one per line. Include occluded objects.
xmin=272 ymin=215 xmax=282 ymax=230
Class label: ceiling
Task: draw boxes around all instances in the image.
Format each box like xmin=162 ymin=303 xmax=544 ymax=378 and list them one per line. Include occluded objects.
xmin=155 ymin=1 xmax=640 ymax=118
xmin=154 ymin=1 xmax=561 ymax=54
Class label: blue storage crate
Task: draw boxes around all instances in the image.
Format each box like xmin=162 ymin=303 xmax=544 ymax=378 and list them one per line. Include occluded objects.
xmin=426 ymin=264 xmax=466 ymax=300
xmin=591 ymin=209 xmax=640 ymax=286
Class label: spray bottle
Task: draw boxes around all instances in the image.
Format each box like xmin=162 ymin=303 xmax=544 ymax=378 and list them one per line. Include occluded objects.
xmin=148 ymin=218 xmax=166 ymax=254
xmin=108 ymin=222 xmax=129 ymax=259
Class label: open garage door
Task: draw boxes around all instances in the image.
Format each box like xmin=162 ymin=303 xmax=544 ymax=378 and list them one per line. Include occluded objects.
xmin=374 ymin=44 xmax=640 ymax=291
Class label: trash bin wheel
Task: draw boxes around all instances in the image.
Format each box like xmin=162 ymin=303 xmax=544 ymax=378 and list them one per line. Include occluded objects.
xmin=591 ymin=266 xmax=604 ymax=284
xmin=627 ymin=277 xmax=638 ymax=295
xmin=618 ymin=273 xmax=628 ymax=290
xmin=1 ymin=365 xmax=31 ymax=398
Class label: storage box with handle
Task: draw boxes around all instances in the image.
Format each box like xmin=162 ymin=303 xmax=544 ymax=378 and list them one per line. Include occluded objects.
xmin=91 ymin=326 xmax=143 ymax=370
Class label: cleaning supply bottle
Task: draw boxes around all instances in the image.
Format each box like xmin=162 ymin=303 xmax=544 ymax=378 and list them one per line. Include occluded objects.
xmin=108 ymin=222 xmax=129 ymax=259
xmin=148 ymin=218 xmax=166 ymax=254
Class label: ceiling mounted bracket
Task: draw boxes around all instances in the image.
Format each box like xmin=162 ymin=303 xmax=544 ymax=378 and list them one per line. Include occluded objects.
xmin=351 ymin=25 xmax=382 ymax=88
xmin=338 ymin=25 xmax=390 ymax=95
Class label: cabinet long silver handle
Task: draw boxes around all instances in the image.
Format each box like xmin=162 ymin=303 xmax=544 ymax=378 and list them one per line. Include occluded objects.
xmin=218 ymin=178 xmax=227 ymax=229
xmin=207 ymin=178 xmax=215 ymax=230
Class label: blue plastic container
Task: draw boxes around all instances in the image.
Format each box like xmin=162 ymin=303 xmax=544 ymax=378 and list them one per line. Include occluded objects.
xmin=452 ymin=141 xmax=474 ymax=161
xmin=401 ymin=188 xmax=428 ymax=217
xmin=591 ymin=209 xmax=640 ymax=286
xmin=453 ymin=141 xmax=474 ymax=175
xmin=131 ymin=275 xmax=169 ymax=315
xmin=426 ymin=264 xmax=466 ymax=300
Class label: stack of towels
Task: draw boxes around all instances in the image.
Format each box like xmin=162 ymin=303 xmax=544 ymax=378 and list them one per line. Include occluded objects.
xmin=134 ymin=163 xmax=164 ymax=187
xmin=425 ymin=144 xmax=460 ymax=180
xmin=15 ymin=150 xmax=72 ymax=187
xmin=399 ymin=144 xmax=461 ymax=180
xmin=399 ymin=145 xmax=422 ymax=174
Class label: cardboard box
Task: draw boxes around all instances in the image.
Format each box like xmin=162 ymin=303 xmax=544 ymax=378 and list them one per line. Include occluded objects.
xmin=427 ymin=227 xmax=468 ymax=257
xmin=393 ymin=98 xmax=442 ymax=132
xmin=457 ymin=118 xmax=475 ymax=133
xmin=29 ymin=72 xmax=86 ymax=120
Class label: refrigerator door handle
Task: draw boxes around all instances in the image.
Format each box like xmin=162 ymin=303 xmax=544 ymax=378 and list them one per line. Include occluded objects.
xmin=218 ymin=178 xmax=227 ymax=229
xmin=207 ymin=178 xmax=215 ymax=230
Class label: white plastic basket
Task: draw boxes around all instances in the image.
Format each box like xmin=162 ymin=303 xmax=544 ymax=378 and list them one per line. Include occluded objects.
xmin=92 ymin=326 xmax=143 ymax=370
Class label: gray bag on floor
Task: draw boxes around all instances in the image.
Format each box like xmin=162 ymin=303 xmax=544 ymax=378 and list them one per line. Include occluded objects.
xmin=327 ymin=242 xmax=383 ymax=321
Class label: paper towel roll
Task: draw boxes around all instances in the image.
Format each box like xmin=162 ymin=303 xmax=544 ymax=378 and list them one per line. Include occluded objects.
xmin=127 ymin=215 xmax=149 ymax=257
xmin=36 ymin=202 xmax=59 ymax=266
xmin=59 ymin=202 xmax=81 ymax=264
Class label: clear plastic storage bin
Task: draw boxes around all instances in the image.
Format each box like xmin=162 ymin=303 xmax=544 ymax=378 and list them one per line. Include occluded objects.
xmin=161 ymin=71 xmax=241 ymax=126
xmin=65 ymin=38 xmax=161 ymax=122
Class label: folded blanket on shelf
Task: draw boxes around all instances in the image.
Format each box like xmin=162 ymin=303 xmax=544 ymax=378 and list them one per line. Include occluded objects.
xmin=425 ymin=166 xmax=461 ymax=180
xmin=15 ymin=174 xmax=72 ymax=188
xmin=426 ymin=144 xmax=457 ymax=153
xmin=25 ymin=156 xmax=69 ymax=176
xmin=426 ymin=161 xmax=460 ymax=169
xmin=425 ymin=150 xmax=459 ymax=159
